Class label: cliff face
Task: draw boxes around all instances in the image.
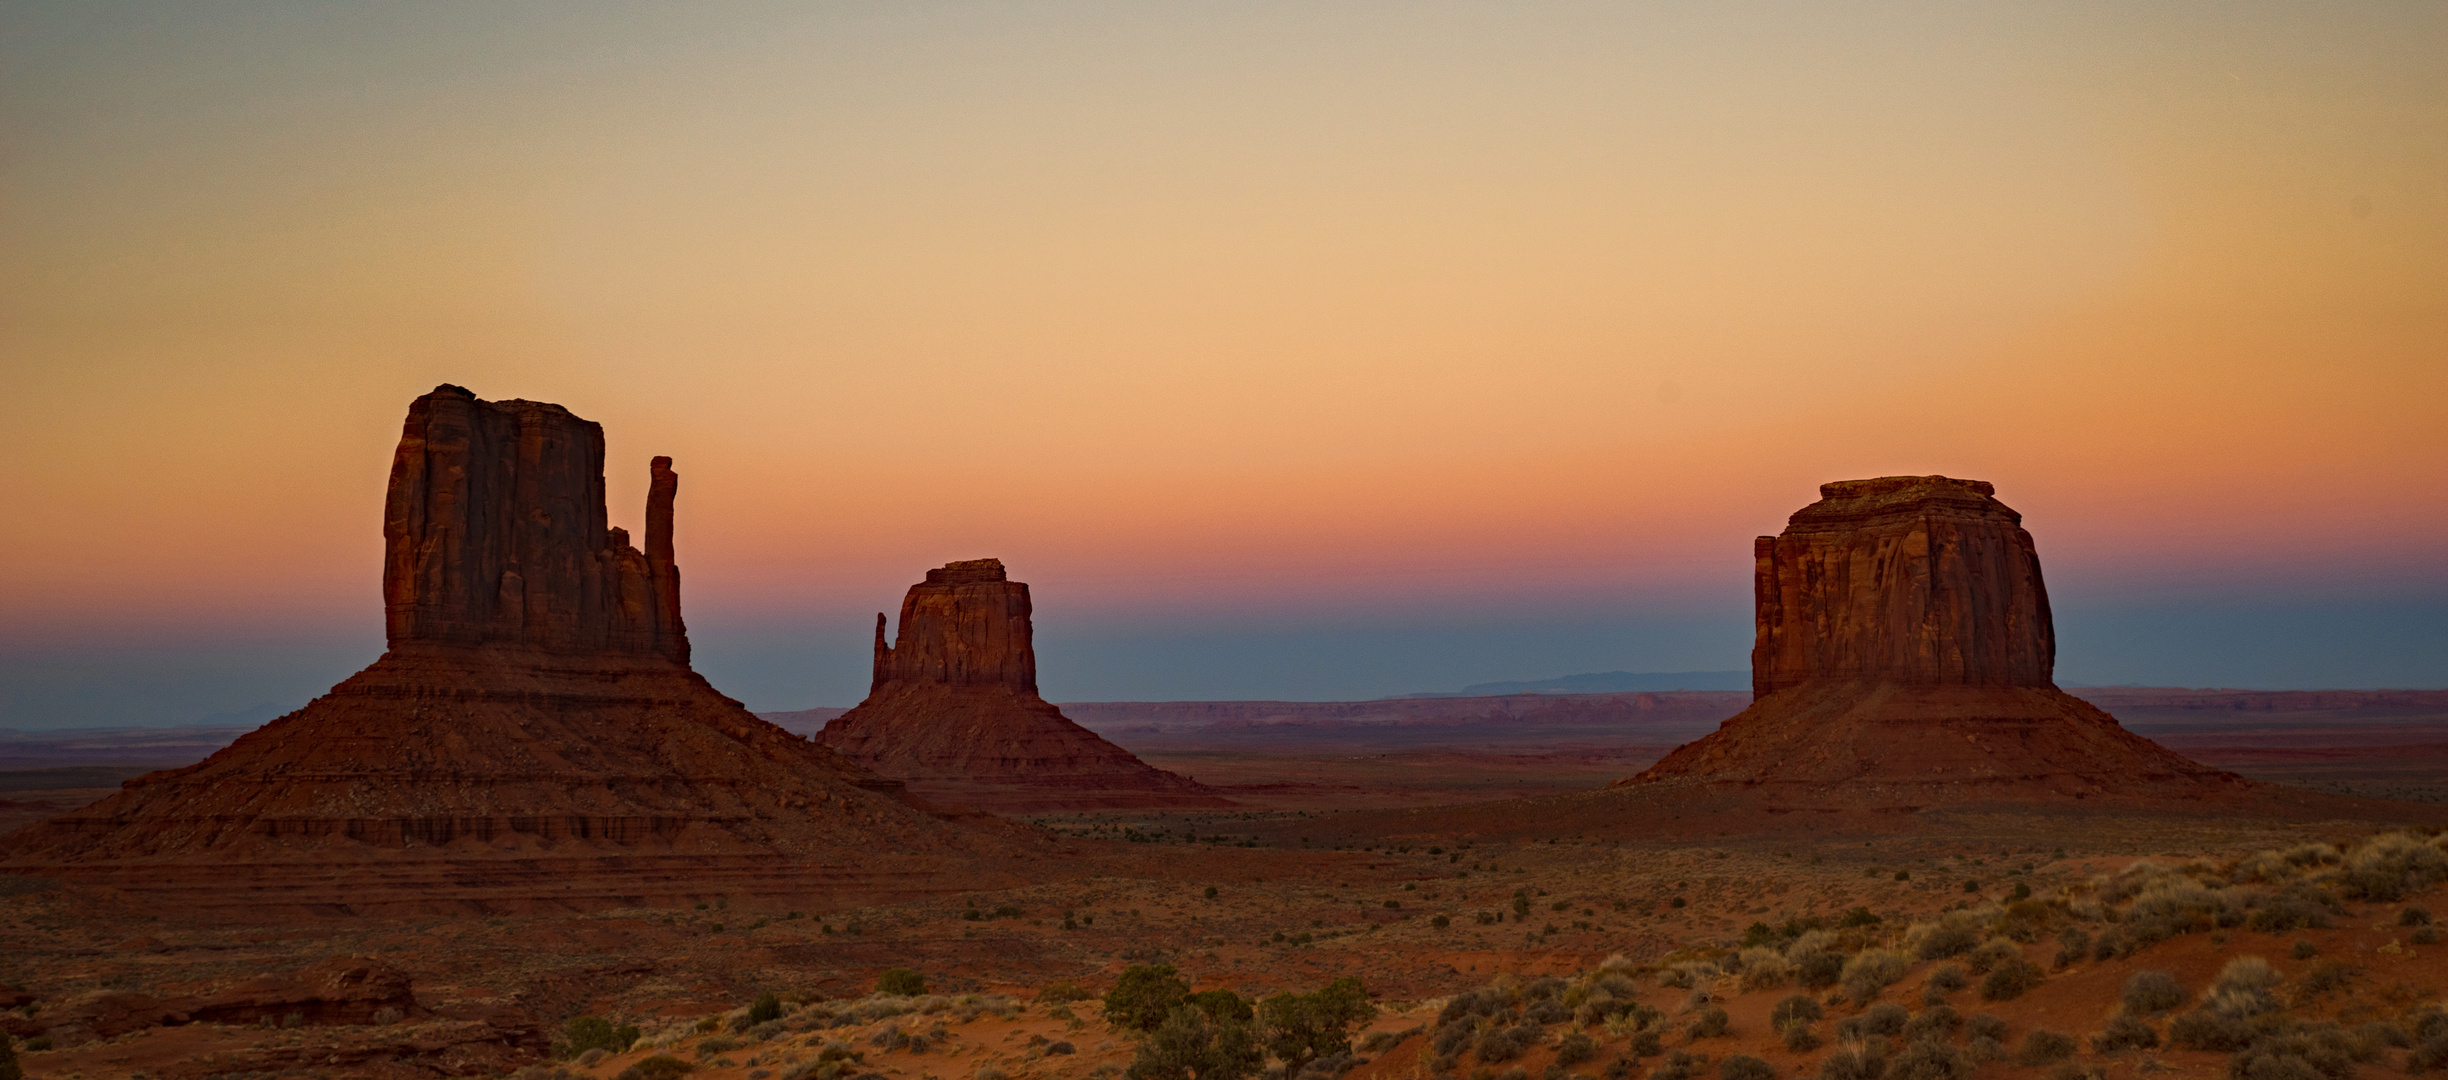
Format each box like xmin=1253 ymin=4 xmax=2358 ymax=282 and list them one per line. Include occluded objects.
xmin=822 ymin=559 xmax=1228 ymax=811
xmin=0 ymin=386 xmax=1036 ymax=913
xmin=382 ymin=385 xmax=687 ymax=662
xmin=1621 ymin=475 xmax=2247 ymax=809
xmin=870 ymin=559 xmax=1037 ymax=694
xmin=1752 ymin=476 xmax=2051 ymax=696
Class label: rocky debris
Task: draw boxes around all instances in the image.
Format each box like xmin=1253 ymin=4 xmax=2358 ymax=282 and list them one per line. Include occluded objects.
xmin=820 ymin=559 xmax=1229 ymax=811
xmin=20 ymin=958 xmax=423 ymax=1042
xmin=0 ymin=387 xmax=1040 ymax=912
xmin=1619 ymin=475 xmax=2249 ymax=807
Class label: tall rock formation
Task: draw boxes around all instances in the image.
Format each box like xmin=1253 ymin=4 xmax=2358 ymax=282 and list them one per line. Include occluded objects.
xmin=1617 ymin=475 xmax=2246 ymax=809
xmin=0 ymin=386 xmax=1036 ymax=914
xmin=819 ymin=559 xmax=1228 ymax=811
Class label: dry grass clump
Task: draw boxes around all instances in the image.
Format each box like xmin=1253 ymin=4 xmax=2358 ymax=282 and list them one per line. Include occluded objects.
xmin=1840 ymin=949 xmax=1912 ymax=1002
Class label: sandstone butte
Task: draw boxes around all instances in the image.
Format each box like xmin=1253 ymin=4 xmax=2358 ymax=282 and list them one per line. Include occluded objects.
xmin=1612 ymin=474 xmax=2256 ymax=810
xmin=817 ymin=559 xmax=1231 ymax=812
xmin=0 ymin=385 xmax=1038 ymax=915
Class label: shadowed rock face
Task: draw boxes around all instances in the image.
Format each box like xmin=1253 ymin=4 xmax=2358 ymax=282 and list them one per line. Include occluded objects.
xmin=383 ymin=385 xmax=687 ymax=662
xmin=823 ymin=560 xmax=1228 ymax=811
xmin=0 ymin=387 xmax=1037 ymax=913
xmin=1622 ymin=475 xmax=2246 ymax=808
xmin=1753 ymin=475 xmax=2052 ymax=696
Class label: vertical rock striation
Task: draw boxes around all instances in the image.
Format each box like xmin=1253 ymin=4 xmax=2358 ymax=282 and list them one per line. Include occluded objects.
xmin=1618 ymin=475 xmax=2245 ymax=808
xmin=382 ymin=385 xmax=686 ymax=662
xmin=0 ymin=386 xmax=1033 ymax=913
xmin=1751 ymin=476 xmax=2050 ymax=695
xmin=820 ymin=559 xmax=1228 ymax=811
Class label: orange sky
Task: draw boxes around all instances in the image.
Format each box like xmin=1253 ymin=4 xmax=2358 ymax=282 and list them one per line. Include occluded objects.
xmin=2 ymin=3 xmax=2442 ymax=713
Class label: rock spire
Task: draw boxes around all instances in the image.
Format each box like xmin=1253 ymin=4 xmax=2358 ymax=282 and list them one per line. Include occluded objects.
xmin=820 ymin=559 xmax=1228 ymax=811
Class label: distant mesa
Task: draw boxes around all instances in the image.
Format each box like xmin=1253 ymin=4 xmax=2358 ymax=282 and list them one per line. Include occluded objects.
xmin=1406 ymin=671 xmax=1752 ymax=698
xmin=1614 ymin=475 xmax=2251 ymax=808
xmin=817 ymin=558 xmax=1230 ymax=811
xmin=0 ymin=385 xmax=1032 ymax=913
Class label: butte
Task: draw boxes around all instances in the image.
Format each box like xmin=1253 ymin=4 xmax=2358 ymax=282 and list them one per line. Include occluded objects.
xmin=1612 ymin=475 xmax=2250 ymax=811
xmin=817 ymin=559 xmax=1229 ymax=812
xmin=0 ymin=385 xmax=1036 ymax=914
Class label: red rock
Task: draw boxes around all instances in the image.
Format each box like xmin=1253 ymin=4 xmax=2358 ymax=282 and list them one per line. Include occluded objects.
xmin=819 ymin=559 xmax=1229 ymax=812
xmin=1618 ymin=475 xmax=2247 ymax=808
xmin=0 ymin=387 xmax=1039 ymax=914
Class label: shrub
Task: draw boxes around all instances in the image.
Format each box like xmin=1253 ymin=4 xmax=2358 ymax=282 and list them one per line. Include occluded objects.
xmin=1887 ymin=1039 xmax=1969 ymax=1080
xmin=1127 ymin=1004 xmax=1262 ymax=1080
xmin=1966 ymin=1014 xmax=2008 ymax=1044
xmin=1842 ymin=950 xmax=1911 ymax=1002
xmin=1557 ymin=1033 xmax=1598 ymax=1067
xmin=1105 ymin=965 xmax=1191 ymax=1032
xmin=2298 ymin=959 xmax=2359 ymax=999
xmin=1902 ymin=1006 xmax=1960 ymax=1044
xmin=1772 ymin=995 xmax=1826 ymax=1032
xmin=1477 ymin=1024 xmax=1540 ymax=1064
xmin=2091 ymin=1015 xmax=2158 ymax=1053
xmin=2122 ymin=970 xmax=2185 ymax=1015
xmin=626 ymin=1057 xmax=695 ymax=1080
xmin=566 ymin=1015 xmax=643 ymax=1058
xmin=1785 ymin=1024 xmax=1824 ymax=1052
xmin=2290 ymin=940 xmax=2318 ymax=961
xmin=2053 ymin=929 xmax=2091 ymax=969
xmin=1964 ymin=939 xmax=2021 ymax=976
xmin=1721 ymin=1054 xmax=1776 ymax=1080
xmin=747 ymin=993 xmax=784 ymax=1026
xmin=1797 ymin=950 xmax=1848 ymax=990
xmin=1630 ymin=1028 xmax=1665 ymax=1058
xmin=1741 ymin=949 xmax=1793 ymax=991
xmin=1690 ymin=1008 xmax=1731 ymax=1039
xmin=2015 ymin=1030 xmax=2076 ymax=1066
xmin=1256 ymin=977 xmax=1374 ymax=1075
xmin=1432 ymin=915 xmax=1450 ymax=928
xmin=1925 ymin=965 xmax=1966 ymax=995
xmin=2229 ymin=1022 xmax=2362 ymax=1080
xmin=2410 ymin=1030 xmax=2448 ymax=1074
xmin=2091 ymin=930 xmax=2126 ymax=961
xmin=2337 ymin=833 xmax=2448 ymax=902
xmin=2419 ymin=926 xmax=2442 ymax=946
xmin=877 ymin=969 xmax=927 ymax=997
xmin=1818 ymin=1041 xmax=1886 ymax=1080
xmin=2206 ymin=956 xmax=2283 ymax=1017
xmin=1654 ymin=1051 xmax=1711 ymax=1080
xmin=1906 ymin=915 xmax=1984 ymax=962
xmin=2167 ymin=1011 xmax=2256 ymax=1052
xmin=2247 ymin=887 xmax=2338 ymax=933
xmin=1039 ymin=981 xmax=1094 ymax=1004
xmin=1979 ymin=959 xmax=2043 ymax=1002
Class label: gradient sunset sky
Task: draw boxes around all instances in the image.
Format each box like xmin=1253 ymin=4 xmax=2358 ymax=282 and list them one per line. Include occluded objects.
xmin=4 ymin=2 xmax=2443 ymax=727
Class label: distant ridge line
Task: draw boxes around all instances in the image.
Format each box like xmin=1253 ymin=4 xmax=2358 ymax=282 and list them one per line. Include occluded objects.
xmin=1403 ymin=670 xmax=1751 ymax=697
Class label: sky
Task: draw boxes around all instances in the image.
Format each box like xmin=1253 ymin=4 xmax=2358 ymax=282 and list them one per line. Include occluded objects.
xmin=3 ymin=2 xmax=2443 ymax=727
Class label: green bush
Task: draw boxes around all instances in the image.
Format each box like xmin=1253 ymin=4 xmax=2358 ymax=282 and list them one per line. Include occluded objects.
xmin=876 ymin=968 xmax=927 ymax=997
xmin=1187 ymin=989 xmax=1253 ymax=1024
xmin=746 ymin=992 xmax=783 ymax=1026
xmin=1256 ymin=977 xmax=1373 ymax=1075
xmin=623 ymin=1056 xmax=694 ymax=1080
xmin=565 ymin=1015 xmax=642 ymax=1058
xmin=1127 ymin=1005 xmax=1261 ymax=1080
xmin=1105 ymin=965 xmax=1191 ymax=1032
